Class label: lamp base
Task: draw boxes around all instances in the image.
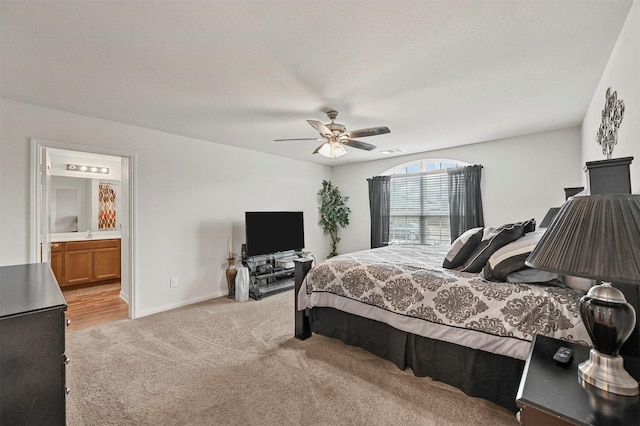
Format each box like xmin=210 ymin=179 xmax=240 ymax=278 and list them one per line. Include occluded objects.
xmin=578 ymin=349 xmax=639 ymax=396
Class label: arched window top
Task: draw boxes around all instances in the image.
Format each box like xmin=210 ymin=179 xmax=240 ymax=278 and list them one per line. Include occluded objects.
xmin=382 ymin=158 xmax=469 ymax=176
xmin=380 ymin=158 xmax=470 ymax=245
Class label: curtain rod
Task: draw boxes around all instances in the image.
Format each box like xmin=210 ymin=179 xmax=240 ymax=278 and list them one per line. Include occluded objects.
xmin=367 ymin=164 xmax=483 ymax=181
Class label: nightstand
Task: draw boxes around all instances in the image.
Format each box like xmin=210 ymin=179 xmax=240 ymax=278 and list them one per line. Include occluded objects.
xmin=516 ymin=334 xmax=640 ymax=425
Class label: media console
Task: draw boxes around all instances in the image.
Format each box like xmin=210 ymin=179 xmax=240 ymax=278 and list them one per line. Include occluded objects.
xmin=242 ymin=250 xmax=310 ymax=300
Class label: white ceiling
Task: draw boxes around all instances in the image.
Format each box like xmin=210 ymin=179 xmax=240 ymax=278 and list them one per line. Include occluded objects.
xmin=0 ymin=1 xmax=633 ymax=165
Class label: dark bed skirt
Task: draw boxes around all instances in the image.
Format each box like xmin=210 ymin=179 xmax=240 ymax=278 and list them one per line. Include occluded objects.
xmin=309 ymin=307 xmax=525 ymax=412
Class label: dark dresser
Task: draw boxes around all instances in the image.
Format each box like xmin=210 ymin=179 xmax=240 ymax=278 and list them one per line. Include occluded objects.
xmin=0 ymin=263 xmax=68 ymax=426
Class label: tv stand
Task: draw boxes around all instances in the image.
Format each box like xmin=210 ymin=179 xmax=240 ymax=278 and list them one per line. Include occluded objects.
xmin=242 ymin=250 xmax=308 ymax=300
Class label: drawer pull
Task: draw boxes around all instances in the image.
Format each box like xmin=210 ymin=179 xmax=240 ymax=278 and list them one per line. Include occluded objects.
xmin=51 ymin=243 xmax=60 ymax=248
xmin=66 ymin=319 xmax=71 ymax=327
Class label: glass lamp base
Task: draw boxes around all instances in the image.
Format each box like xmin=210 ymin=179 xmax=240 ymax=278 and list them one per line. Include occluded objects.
xmin=578 ymin=349 xmax=639 ymax=396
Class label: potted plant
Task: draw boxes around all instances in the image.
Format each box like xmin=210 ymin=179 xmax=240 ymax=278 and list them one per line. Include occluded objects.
xmin=318 ymin=180 xmax=351 ymax=257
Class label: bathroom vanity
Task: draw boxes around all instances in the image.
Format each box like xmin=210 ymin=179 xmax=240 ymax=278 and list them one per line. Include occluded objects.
xmin=50 ymin=234 xmax=121 ymax=286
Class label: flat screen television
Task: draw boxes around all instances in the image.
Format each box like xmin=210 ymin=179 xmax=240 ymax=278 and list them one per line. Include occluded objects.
xmin=245 ymin=211 xmax=305 ymax=257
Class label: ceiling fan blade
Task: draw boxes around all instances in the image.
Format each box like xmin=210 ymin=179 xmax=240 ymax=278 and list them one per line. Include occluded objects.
xmin=307 ymin=120 xmax=333 ymax=137
xmin=274 ymin=138 xmax=322 ymax=142
xmin=312 ymin=143 xmax=327 ymax=154
xmin=344 ymin=126 xmax=390 ymax=138
xmin=341 ymin=139 xmax=377 ymax=151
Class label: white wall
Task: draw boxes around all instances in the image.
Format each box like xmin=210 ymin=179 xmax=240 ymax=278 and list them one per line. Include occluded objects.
xmin=331 ymin=127 xmax=583 ymax=254
xmin=582 ymin=0 xmax=640 ymax=190
xmin=0 ymin=99 xmax=331 ymax=316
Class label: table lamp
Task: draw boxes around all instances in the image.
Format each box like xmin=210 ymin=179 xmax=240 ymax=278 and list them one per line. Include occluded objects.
xmin=526 ymin=194 xmax=640 ymax=396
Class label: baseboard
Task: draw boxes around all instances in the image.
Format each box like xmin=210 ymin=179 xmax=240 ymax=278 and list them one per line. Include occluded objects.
xmin=119 ymin=290 xmax=130 ymax=305
xmin=135 ymin=291 xmax=223 ymax=318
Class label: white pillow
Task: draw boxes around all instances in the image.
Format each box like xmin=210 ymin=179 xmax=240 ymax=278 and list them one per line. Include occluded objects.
xmin=482 ymin=231 xmax=544 ymax=281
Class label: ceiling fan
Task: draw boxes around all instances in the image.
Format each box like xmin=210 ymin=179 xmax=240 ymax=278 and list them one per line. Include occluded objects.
xmin=274 ymin=109 xmax=390 ymax=158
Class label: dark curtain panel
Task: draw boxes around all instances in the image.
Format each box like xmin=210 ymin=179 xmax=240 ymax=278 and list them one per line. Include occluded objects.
xmin=447 ymin=165 xmax=484 ymax=242
xmin=367 ymin=176 xmax=391 ymax=248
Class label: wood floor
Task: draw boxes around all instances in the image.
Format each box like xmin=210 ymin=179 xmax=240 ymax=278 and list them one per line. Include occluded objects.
xmin=62 ymin=281 xmax=129 ymax=331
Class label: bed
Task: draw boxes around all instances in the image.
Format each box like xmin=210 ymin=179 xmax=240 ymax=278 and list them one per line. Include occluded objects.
xmin=294 ymin=228 xmax=593 ymax=412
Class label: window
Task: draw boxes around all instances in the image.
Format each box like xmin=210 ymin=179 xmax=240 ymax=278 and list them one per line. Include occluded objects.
xmin=382 ymin=159 xmax=467 ymax=245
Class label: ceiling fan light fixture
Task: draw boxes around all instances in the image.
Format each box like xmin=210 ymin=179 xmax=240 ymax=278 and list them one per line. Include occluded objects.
xmin=276 ymin=109 xmax=389 ymax=158
xmin=318 ymin=142 xmax=347 ymax=159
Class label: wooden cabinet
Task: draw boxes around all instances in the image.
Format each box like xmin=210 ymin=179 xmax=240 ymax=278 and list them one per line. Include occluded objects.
xmin=64 ymin=247 xmax=93 ymax=284
xmin=50 ymin=239 xmax=121 ymax=286
xmin=93 ymin=245 xmax=121 ymax=281
xmin=0 ymin=263 xmax=68 ymax=426
xmin=50 ymin=242 xmax=63 ymax=281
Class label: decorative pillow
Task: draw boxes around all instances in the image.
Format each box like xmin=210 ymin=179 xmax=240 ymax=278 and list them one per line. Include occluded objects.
xmin=461 ymin=222 xmax=525 ymax=273
xmin=482 ymin=227 xmax=495 ymax=239
xmin=506 ymin=268 xmax=565 ymax=287
xmin=442 ymin=227 xmax=484 ymax=269
xmin=521 ymin=218 xmax=536 ymax=233
xmin=482 ymin=231 xmax=544 ymax=281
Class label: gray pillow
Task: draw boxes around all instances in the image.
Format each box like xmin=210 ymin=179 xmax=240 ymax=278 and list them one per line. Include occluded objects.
xmin=482 ymin=231 xmax=544 ymax=281
xmin=521 ymin=218 xmax=536 ymax=233
xmin=443 ymin=227 xmax=483 ymax=269
xmin=461 ymin=222 xmax=525 ymax=273
xmin=506 ymin=268 xmax=565 ymax=287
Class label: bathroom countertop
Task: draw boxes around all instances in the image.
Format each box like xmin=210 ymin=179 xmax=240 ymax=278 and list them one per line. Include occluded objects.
xmin=51 ymin=232 xmax=121 ymax=242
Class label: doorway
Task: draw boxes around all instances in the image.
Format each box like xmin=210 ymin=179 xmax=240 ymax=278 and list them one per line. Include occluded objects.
xmin=31 ymin=139 xmax=136 ymax=323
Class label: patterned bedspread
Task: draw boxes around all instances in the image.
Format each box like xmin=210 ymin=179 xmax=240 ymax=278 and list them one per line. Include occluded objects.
xmin=298 ymin=244 xmax=591 ymax=360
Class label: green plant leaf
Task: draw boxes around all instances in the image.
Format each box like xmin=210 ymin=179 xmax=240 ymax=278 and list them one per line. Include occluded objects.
xmin=317 ymin=180 xmax=350 ymax=257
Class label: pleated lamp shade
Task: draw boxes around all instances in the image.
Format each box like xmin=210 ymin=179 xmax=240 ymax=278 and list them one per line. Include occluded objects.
xmin=526 ymin=194 xmax=640 ymax=285
xmin=527 ymin=194 xmax=640 ymax=396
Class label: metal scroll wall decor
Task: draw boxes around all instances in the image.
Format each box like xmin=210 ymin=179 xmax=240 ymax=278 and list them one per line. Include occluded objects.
xmin=596 ymin=87 xmax=625 ymax=159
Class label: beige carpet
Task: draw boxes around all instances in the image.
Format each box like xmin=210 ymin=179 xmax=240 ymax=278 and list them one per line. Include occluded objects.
xmin=66 ymin=290 xmax=518 ymax=425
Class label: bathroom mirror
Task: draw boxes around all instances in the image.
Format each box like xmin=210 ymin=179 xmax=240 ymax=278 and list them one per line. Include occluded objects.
xmin=51 ymin=175 xmax=121 ymax=233
xmin=51 ymin=187 xmax=81 ymax=232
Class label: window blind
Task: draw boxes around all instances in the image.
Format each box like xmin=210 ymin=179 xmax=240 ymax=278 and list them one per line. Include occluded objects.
xmin=389 ymin=170 xmax=450 ymax=245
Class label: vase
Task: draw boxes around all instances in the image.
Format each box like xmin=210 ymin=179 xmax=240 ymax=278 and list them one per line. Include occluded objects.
xmin=226 ymin=258 xmax=237 ymax=299
xmin=235 ymin=266 xmax=250 ymax=302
